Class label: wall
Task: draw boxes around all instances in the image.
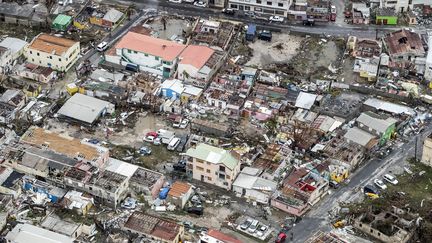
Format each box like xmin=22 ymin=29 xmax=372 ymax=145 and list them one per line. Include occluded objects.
xmin=177 ymin=63 xmax=199 ymax=81
xmin=189 ymin=157 xmax=239 ymax=190
xmin=25 ymin=41 xmax=80 ymax=71
xmin=421 ymin=137 xmax=432 ymax=167
xmin=228 ymin=0 xmax=289 ymax=17
xmin=270 ymin=197 xmax=309 ymax=216
xmin=376 ymin=16 xmax=398 ymax=25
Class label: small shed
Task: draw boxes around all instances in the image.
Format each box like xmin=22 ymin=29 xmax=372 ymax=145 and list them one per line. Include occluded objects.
xmin=167 ymin=181 xmax=193 ymax=209
xmin=52 ymin=14 xmax=72 ymax=31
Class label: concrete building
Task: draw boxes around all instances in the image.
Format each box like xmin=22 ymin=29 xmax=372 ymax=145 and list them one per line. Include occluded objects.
xmin=344 ymin=127 xmax=377 ymax=149
xmin=425 ymin=35 xmax=432 ymax=82
xmin=0 ymin=37 xmax=28 ymax=73
xmin=381 ymin=0 xmax=409 ymax=13
xmin=25 ymin=34 xmax=80 ymax=72
xmin=356 ymin=111 xmax=397 ymax=145
xmin=5 ymin=223 xmax=75 ymax=243
xmin=199 ymin=229 xmax=242 ymax=243
xmin=383 ymin=29 xmax=425 ymax=62
xmin=57 ymin=93 xmax=115 ymax=125
xmin=107 ymin=32 xmax=186 ymax=78
xmin=123 ymin=212 xmax=184 ymax=243
xmin=167 ymin=181 xmax=193 ymax=209
xmin=421 ymin=134 xmax=432 ymax=167
xmin=185 ymin=143 xmax=241 ymax=190
xmin=177 ymin=45 xmax=218 ymax=83
xmin=232 ymin=167 xmax=277 ymax=204
xmin=228 ymin=0 xmax=291 ymax=17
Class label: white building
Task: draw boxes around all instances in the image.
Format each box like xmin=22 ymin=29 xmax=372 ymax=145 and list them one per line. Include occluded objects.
xmin=425 ymin=35 xmax=432 ymax=82
xmin=0 ymin=37 xmax=27 ymax=73
xmin=5 ymin=223 xmax=74 ymax=243
xmin=381 ymin=0 xmax=409 ymax=13
xmin=232 ymin=167 xmax=277 ymax=204
xmin=228 ymin=0 xmax=291 ymax=17
xmin=25 ymin=34 xmax=80 ymax=72
xmin=107 ymin=31 xmax=186 ymax=78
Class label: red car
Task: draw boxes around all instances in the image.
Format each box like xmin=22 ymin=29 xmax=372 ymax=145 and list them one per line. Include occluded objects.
xmin=275 ymin=232 xmax=287 ymax=243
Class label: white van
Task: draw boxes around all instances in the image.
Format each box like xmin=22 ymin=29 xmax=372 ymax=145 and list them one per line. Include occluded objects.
xmin=248 ymin=220 xmax=259 ymax=233
xmin=96 ymin=41 xmax=109 ymax=52
xmin=167 ymin=137 xmax=180 ymax=150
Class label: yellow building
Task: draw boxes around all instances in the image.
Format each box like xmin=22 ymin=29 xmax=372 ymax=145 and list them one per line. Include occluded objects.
xmin=25 ymin=34 xmax=80 ymax=72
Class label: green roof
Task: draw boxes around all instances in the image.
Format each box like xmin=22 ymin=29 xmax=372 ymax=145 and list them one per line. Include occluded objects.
xmin=53 ymin=14 xmax=72 ymax=26
xmin=185 ymin=143 xmax=239 ymax=170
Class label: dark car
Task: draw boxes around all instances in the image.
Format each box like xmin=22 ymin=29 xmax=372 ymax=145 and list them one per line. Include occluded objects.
xmin=222 ymin=8 xmax=235 ymax=15
xmin=173 ymin=160 xmax=186 ymax=172
xmin=303 ymin=19 xmax=315 ymax=26
xmin=176 ymin=135 xmax=189 ymax=152
xmin=363 ymin=185 xmax=379 ymax=195
xmin=187 ymin=206 xmax=203 ymax=216
xmin=258 ymin=30 xmax=272 ymax=41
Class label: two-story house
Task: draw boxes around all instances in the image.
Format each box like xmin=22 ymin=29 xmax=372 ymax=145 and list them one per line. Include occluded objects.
xmin=185 ymin=143 xmax=241 ymax=190
xmin=228 ymin=0 xmax=291 ymax=17
xmin=25 ymin=34 xmax=80 ymax=72
xmin=383 ymin=29 xmax=425 ymax=62
xmin=356 ymin=111 xmax=397 ymax=146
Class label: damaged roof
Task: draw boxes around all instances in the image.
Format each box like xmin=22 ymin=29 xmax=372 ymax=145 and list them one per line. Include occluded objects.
xmin=384 ymin=29 xmax=425 ymax=57
xmin=123 ymin=212 xmax=182 ymax=241
xmin=344 ymin=127 xmax=376 ymax=147
xmin=356 ymin=111 xmax=397 ymax=134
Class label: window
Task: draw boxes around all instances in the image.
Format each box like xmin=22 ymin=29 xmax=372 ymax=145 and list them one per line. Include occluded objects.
xmin=256 ymin=0 xmax=261 ymax=3
xmin=245 ymin=6 xmax=250 ymax=10
xmin=128 ymin=49 xmax=132 ymax=53
xmin=206 ymin=169 xmax=211 ymax=173
xmin=278 ymin=2 xmax=283 ymax=7
xmin=145 ymin=53 xmax=148 ymax=57
xmin=49 ymin=56 xmax=52 ymax=59
xmin=37 ymin=52 xmax=40 ymax=56
xmin=134 ymin=51 xmax=137 ymax=54
xmin=219 ymin=174 xmax=225 ymax=180
xmin=230 ymin=4 xmax=238 ymax=8
xmin=196 ymin=166 xmax=204 ymax=171
xmin=219 ymin=166 xmax=225 ymax=172
xmin=223 ymin=182 xmax=228 ymax=186
xmin=275 ymin=10 xmax=284 ymax=15
xmin=30 ymin=51 xmax=32 ymax=54
xmin=267 ymin=1 xmax=272 ymax=5
xmin=226 ymin=175 xmax=231 ymax=180
xmin=155 ymin=56 xmax=159 ymax=60
xmin=207 ymin=177 xmax=212 ymax=181
xmin=32 ymin=58 xmax=34 ymax=62
xmin=58 ymin=58 xmax=62 ymax=62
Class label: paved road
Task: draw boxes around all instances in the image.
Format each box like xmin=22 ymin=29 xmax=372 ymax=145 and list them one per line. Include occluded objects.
xmin=99 ymin=0 xmax=429 ymax=39
xmin=288 ymin=124 xmax=432 ymax=242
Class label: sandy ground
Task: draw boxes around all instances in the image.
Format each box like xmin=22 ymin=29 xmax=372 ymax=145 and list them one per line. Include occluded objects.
xmin=147 ymin=16 xmax=192 ymax=40
xmin=246 ymin=32 xmax=303 ymax=68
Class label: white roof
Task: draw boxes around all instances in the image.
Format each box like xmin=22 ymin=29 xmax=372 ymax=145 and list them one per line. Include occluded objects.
xmin=295 ymin=92 xmax=317 ymax=110
xmin=103 ymin=8 xmax=124 ymax=23
xmin=426 ymin=36 xmax=432 ymax=65
xmin=106 ymin=157 xmax=139 ymax=178
xmin=364 ymin=98 xmax=415 ymax=116
xmin=183 ymin=85 xmax=203 ymax=96
xmin=233 ymin=173 xmax=277 ymax=191
xmin=5 ymin=223 xmax=74 ymax=243
xmin=356 ymin=112 xmax=397 ymax=134
xmin=57 ymin=93 xmax=113 ymax=124
xmin=202 ymin=20 xmax=220 ymax=28
xmin=161 ymin=79 xmax=185 ymax=95
xmin=344 ymin=127 xmax=376 ymax=147
xmin=0 ymin=37 xmax=27 ymax=54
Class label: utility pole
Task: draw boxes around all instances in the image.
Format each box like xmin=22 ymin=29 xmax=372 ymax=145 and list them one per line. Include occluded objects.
xmin=415 ymin=136 xmax=418 ymax=162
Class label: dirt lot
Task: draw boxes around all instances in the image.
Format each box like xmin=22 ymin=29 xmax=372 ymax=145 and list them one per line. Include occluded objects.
xmin=246 ymin=32 xmax=303 ymax=68
xmin=146 ymin=16 xmax=194 ymax=40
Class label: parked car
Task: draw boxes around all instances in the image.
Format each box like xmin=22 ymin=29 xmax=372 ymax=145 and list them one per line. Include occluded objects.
xmin=303 ymin=19 xmax=315 ymax=26
xmin=256 ymin=225 xmax=268 ymax=237
xmin=383 ymin=174 xmax=398 ymax=185
xmin=363 ymin=185 xmax=379 ymax=195
xmin=167 ymin=137 xmax=180 ymax=150
xmin=374 ymin=179 xmax=387 ymax=190
xmin=182 ymin=221 xmax=194 ymax=229
xmin=138 ymin=146 xmax=152 ymax=155
xmin=176 ymin=135 xmax=189 ymax=152
xmin=169 ymin=0 xmax=182 ymax=3
xmin=187 ymin=206 xmax=203 ymax=215
xmin=183 ymin=0 xmax=194 ymax=3
xmin=194 ymin=1 xmax=207 ymax=7
xmin=173 ymin=160 xmax=186 ymax=172
xmin=96 ymin=41 xmax=109 ymax=52
xmin=329 ymin=180 xmax=340 ymax=189
xmin=179 ymin=119 xmax=189 ymax=129
xmin=275 ymin=232 xmax=287 ymax=243
xmin=240 ymin=218 xmax=253 ymax=230
xmin=244 ymin=11 xmax=255 ymax=18
xmin=258 ymin=30 xmax=272 ymax=42
xmin=248 ymin=220 xmax=259 ymax=233
xmin=269 ymin=15 xmax=284 ymax=22
xmin=87 ymin=138 xmax=100 ymax=144
xmin=222 ymin=8 xmax=235 ymax=15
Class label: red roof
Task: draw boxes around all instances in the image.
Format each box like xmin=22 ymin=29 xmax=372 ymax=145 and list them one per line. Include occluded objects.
xmin=116 ymin=32 xmax=186 ymax=61
xmin=179 ymin=45 xmax=214 ymax=69
xmin=207 ymin=229 xmax=243 ymax=243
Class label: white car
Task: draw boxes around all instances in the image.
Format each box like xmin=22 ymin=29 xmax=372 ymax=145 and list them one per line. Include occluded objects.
xmin=374 ymin=179 xmax=387 ymax=190
xmin=383 ymin=174 xmax=398 ymax=185
xmin=256 ymin=225 xmax=268 ymax=237
xmin=179 ymin=119 xmax=189 ymax=129
xmin=96 ymin=41 xmax=109 ymax=52
xmin=169 ymin=0 xmax=182 ymax=3
xmin=143 ymin=135 xmax=156 ymax=143
xmin=183 ymin=0 xmax=194 ymax=3
xmin=194 ymin=1 xmax=207 ymax=7
xmin=269 ymin=16 xmax=284 ymax=23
